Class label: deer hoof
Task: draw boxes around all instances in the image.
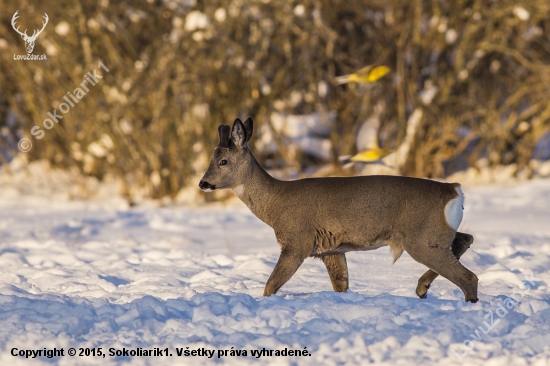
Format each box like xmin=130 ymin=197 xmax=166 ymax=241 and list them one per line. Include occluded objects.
xmin=415 ymin=283 xmax=430 ymax=299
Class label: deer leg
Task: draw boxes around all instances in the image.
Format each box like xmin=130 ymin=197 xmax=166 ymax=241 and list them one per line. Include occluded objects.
xmin=322 ymin=253 xmax=349 ymax=292
xmin=263 ymin=249 xmax=306 ymax=296
xmin=416 ymin=232 xmax=474 ymax=299
xmin=407 ymin=235 xmax=478 ymax=303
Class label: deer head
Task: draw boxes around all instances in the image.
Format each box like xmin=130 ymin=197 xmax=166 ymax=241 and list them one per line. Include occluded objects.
xmin=12 ymin=11 xmax=49 ymax=54
xmin=199 ymin=118 xmax=254 ymax=192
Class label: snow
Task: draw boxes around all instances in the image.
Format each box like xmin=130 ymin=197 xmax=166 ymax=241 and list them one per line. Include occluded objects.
xmin=0 ymin=176 xmax=549 ymax=365
xmin=257 ymin=111 xmax=335 ymax=161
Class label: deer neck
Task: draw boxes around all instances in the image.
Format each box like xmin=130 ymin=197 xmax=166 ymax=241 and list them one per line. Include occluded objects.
xmin=232 ymin=152 xmax=281 ymax=227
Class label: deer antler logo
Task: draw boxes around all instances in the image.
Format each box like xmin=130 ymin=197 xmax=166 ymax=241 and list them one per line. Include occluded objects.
xmin=11 ymin=11 xmax=49 ymax=54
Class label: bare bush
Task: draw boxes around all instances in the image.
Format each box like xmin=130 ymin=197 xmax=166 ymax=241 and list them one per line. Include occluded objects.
xmin=0 ymin=0 xmax=549 ymax=201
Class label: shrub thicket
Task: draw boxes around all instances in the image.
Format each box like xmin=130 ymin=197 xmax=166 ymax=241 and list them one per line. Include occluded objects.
xmin=0 ymin=0 xmax=549 ymax=200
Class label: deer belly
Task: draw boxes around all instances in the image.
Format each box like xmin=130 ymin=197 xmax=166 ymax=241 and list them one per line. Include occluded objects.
xmin=311 ymin=228 xmax=392 ymax=256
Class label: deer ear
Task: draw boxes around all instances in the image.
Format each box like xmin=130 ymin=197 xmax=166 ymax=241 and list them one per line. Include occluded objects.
xmin=231 ymin=118 xmax=247 ymax=149
xmin=243 ymin=117 xmax=253 ymax=144
xmin=217 ymin=125 xmax=230 ymax=148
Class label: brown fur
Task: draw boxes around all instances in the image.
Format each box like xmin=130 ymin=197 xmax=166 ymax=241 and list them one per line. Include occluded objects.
xmin=199 ymin=118 xmax=478 ymax=302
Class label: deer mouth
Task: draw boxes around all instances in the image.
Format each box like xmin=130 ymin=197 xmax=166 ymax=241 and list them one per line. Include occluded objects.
xmin=198 ymin=180 xmax=216 ymax=192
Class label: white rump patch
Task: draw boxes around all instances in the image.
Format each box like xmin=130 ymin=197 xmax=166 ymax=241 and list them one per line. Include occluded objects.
xmin=233 ymin=184 xmax=244 ymax=198
xmin=444 ymin=186 xmax=464 ymax=230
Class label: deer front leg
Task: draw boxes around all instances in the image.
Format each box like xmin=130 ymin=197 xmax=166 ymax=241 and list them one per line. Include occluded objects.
xmin=263 ymin=248 xmax=307 ymax=296
xmin=322 ymin=253 xmax=349 ymax=292
xmin=416 ymin=232 xmax=474 ymax=299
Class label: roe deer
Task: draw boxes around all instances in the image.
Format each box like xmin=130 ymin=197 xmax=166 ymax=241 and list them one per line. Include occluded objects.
xmin=199 ymin=118 xmax=478 ymax=302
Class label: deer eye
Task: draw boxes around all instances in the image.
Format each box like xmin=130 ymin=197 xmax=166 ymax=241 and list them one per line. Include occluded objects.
xmin=219 ymin=159 xmax=228 ymax=166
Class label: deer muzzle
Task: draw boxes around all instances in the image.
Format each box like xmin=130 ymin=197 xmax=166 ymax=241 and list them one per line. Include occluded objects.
xmin=199 ymin=180 xmax=216 ymax=192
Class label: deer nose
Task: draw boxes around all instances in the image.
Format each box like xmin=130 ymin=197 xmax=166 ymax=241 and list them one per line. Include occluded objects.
xmin=199 ymin=180 xmax=215 ymax=191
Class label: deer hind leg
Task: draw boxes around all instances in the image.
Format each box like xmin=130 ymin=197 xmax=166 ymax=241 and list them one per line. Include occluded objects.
xmin=416 ymin=232 xmax=474 ymax=299
xmin=407 ymin=233 xmax=478 ymax=303
xmin=322 ymin=253 xmax=349 ymax=292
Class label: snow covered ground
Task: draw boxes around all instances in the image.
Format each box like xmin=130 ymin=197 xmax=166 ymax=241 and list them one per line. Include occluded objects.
xmin=0 ymin=177 xmax=549 ymax=365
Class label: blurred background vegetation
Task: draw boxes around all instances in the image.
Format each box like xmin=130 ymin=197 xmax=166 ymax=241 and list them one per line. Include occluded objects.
xmin=0 ymin=0 xmax=549 ymax=201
